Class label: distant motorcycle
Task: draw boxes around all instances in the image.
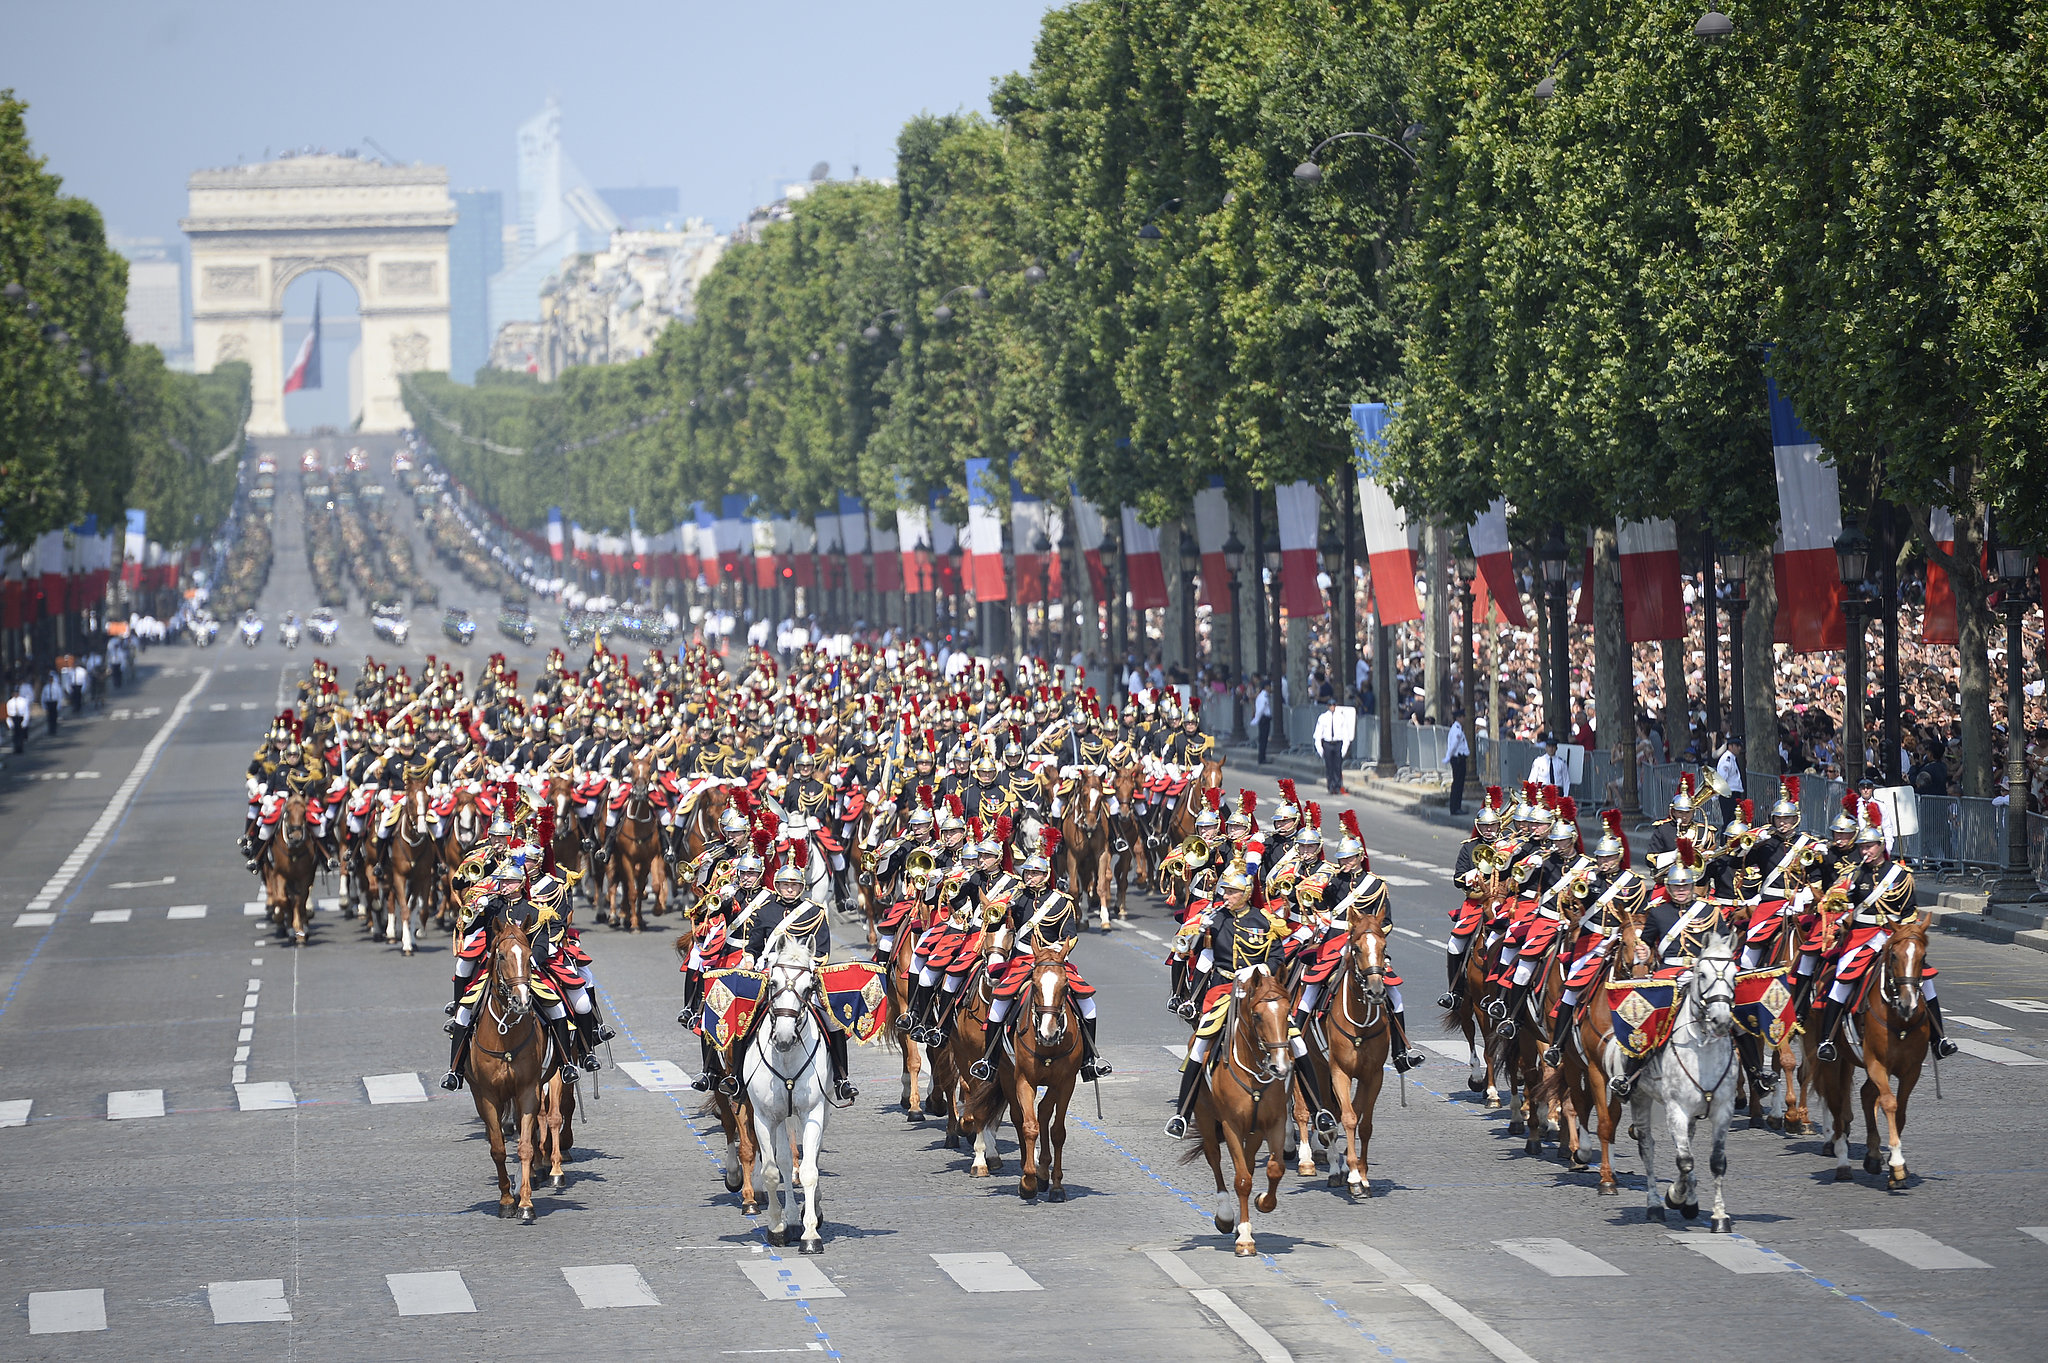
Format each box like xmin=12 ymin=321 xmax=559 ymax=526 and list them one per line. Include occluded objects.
xmin=192 ymin=616 xmax=219 ymax=648
xmin=279 ymin=618 xmax=301 ymax=650
xmin=238 ymin=617 xmax=264 ymax=648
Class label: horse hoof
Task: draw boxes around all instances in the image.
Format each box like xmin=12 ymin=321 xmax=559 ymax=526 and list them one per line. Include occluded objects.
xmin=943 ymin=1133 xmax=960 ymax=1150
xmin=1682 ymin=1203 xmax=1700 ymax=1220
xmin=1507 ymin=1118 xmax=1526 ymax=1137
xmin=1466 ymin=1077 xmax=1486 ymax=1093
xmin=1598 ymin=1182 xmax=1619 ymax=1196
xmin=1820 ymin=1140 xmax=1836 ymax=1158
xmin=798 ymin=1238 xmax=823 ymax=1256
xmin=499 ymin=1203 xmax=517 ymax=1220
xmin=1834 ymin=1167 xmax=1853 ymax=1182
xmin=989 ymin=1157 xmax=1004 ymax=1172
xmin=741 ymin=1200 xmax=760 ymax=1216
xmin=1525 ymin=1139 xmax=1541 ymax=1157
xmin=969 ymin=1166 xmax=988 ymax=1179
xmin=1711 ymin=1216 xmax=1733 ymax=1234
xmin=1863 ymin=1152 xmax=1883 ymax=1176
xmin=520 ymin=1206 xmax=536 ymax=1226
xmin=1214 ymin=1217 xmax=1235 ymax=1234
xmin=1889 ymin=1167 xmax=1908 ymax=1191
xmin=1048 ymin=1187 xmax=1065 ymax=1204
xmin=1234 ymin=1242 xmax=1257 ymax=1258
xmin=904 ymin=1110 xmax=922 ymax=1123
xmin=1486 ymin=1095 xmax=1503 ymax=1110
xmin=1568 ymin=1155 xmax=1590 ymax=1173
xmin=724 ymin=1171 xmax=743 ymax=1193
xmin=1765 ymin=1117 xmax=1785 ymax=1134
xmin=766 ymin=1228 xmax=786 ymax=1247
xmin=549 ymin=1174 xmax=568 ymax=1193
xmin=1646 ymin=1205 xmax=1667 ymax=1222
xmin=1327 ymin=1172 xmax=1346 ymax=1189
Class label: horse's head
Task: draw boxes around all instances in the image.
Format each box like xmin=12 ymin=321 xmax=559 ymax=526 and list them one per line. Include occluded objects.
xmin=281 ymin=793 xmax=310 ymax=850
xmin=1688 ymin=928 xmax=1740 ymax=1035
xmin=1076 ymin=772 xmax=1103 ymax=834
xmin=1198 ymin=757 xmax=1225 ymax=793
xmin=490 ymin=918 xmax=535 ymax=1023
xmin=1237 ymin=964 xmax=1293 ymax=1084
xmin=1028 ymin=941 xmax=1075 ymax=1047
xmin=763 ymin=942 xmax=817 ymax=1050
xmin=1886 ymin=916 xmax=1928 ymax=1023
xmin=1349 ymin=908 xmax=1391 ymax=1005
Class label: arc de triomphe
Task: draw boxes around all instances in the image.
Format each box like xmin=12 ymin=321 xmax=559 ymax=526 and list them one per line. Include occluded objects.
xmin=183 ymin=154 xmax=452 ymax=435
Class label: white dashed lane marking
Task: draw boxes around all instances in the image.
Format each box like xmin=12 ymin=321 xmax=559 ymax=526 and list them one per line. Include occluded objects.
xmin=207 ymin=1278 xmax=292 ymax=1324
xmin=106 ymin=1089 xmax=165 ymax=1120
xmin=0 ymin=1099 xmax=31 ymax=1127
xmin=28 ymin=1289 xmax=106 ymax=1334
xmin=234 ymin=1081 xmax=297 ymax=1112
xmin=387 ymin=1271 xmax=476 ymax=1316
xmin=1952 ymin=1039 xmax=2045 ymax=1066
xmin=1495 ymin=1237 xmax=1627 ymax=1277
xmin=617 ymin=1060 xmax=694 ymax=1091
xmin=364 ymin=1073 xmax=427 ymax=1104
xmin=1844 ymin=1229 xmax=1991 ymax=1270
xmin=1670 ymin=1232 xmax=1794 ymax=1273
xmin=738 ymin=1258 xmax=843 ymax=1300
xmin=933 ymin=1251 xmax=1041 ymax=1292
xmin=561 ymin=1264 xmax=660 ymax=1309
xmin=1946 ymin=1014 xmax=2008 ymax=1031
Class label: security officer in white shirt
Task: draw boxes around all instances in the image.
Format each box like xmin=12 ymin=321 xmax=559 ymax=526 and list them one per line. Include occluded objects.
xmin=1527 ymin=732 xmax=1569 ymax=790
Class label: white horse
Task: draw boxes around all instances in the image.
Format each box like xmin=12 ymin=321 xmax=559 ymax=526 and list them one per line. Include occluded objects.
xmin=1613 ymin=930 xmax=1741 ymax=1232
xmin=744 ymin=942 xmax=832 ymax=1253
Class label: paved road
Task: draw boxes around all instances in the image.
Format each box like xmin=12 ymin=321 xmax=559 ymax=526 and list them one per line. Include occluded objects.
xmin=3 ymin=444 xmax=2045 ymax=1361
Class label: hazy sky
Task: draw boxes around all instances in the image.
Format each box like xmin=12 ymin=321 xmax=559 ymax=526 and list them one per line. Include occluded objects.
xmin=3 ymin=0 xmax=1053 ymax=242
xmin=3 ymin=1 xmax=1054 ymax=425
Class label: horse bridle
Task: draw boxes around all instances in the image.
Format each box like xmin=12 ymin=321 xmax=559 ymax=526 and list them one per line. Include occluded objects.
xmin=756 ymin=963 xmax=823 ymax=1095
xmin=1880 ymin=929 xmax=1925 ymax=1022
xmin=1687 ymin=952 xmax=1739 ymax=1030
xmin=1336 ymin=928 xmax=1390 ymax=1037
xmin=1025 ymin=958 xmax=1075 ymax=1052
xmin=1223 ymin=979 xmax=1292 ymax=1091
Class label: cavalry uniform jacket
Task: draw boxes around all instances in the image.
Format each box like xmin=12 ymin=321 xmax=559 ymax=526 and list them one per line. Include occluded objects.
xmin=744 ymin=894 xmax=832 ymax=962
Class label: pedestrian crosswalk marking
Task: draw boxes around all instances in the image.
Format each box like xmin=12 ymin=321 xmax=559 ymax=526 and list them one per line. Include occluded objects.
xmin=28 ymin=1288 xmax=106 ymax=1334
xmin=933 ymin=1251 xmax=1042 ymax=1292
xmin=245 ymin=902 xmax=265 ymax=916
xmin=1946 ymin=1013 xmax=2009 ymax=1032
xmin=0 ymin=1099 xmax=31 ymax=1127
xmin=364 ymin=1073 xmax=427 ymax=1105
xmin=387 ymin=1271 xmax=476 ymax=1316
xmin=1670 ymin=1233 xmax=1793 ymax=1273
xmin=1987 ymin=997 xmax=2048 ymax=1014
xmin=1844 ymin=1229 xmax=1990 ymax=1270
xmin=2021 ymin=1227 xmax=2048 ymax=1247
xmin=207 ymin=1279 xmax=291 ymax=1324
xmin=91 ymin=909 xmax=132 ymax=923
xmin=15 ymin=912 xmax=56 ymax=928
xmin=562 ymin=1264 xmax=660 ymax=1308
xmin=1495 ymin=1237 xmax=1626 ymax=1277
xmin=739 ymin=1259 xmax=844 ymax=1300
xmin=235 ymin=1081 xmax=297 ymax=1112
xmin=168 ymin=904 xmax=207 ymax=919
xmin=107 ymin=1089 xmax=164 ymax=1120
xmin=1952 ymin=1038 xmax=2045 ymax=1066
xmin=618 ymin=1060 xmax=694 ymax=1092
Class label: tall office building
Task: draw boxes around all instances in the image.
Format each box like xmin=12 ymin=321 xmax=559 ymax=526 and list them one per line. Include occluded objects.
xmin=111 ymin=235 xmax=189 ymax=368
xmin=448 ymin=190 xmax=503 ymax=384
xmin=489 ymin=98 xmax=618 ymax=345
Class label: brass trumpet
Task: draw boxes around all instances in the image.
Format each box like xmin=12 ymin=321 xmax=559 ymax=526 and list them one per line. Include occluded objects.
xmin=903 ymin=847 xmax=938 ymax=897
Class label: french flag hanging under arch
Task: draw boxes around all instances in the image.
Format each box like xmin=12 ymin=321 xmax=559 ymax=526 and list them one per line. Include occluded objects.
xmin=283 ymin=285 xmax=322 ymax=393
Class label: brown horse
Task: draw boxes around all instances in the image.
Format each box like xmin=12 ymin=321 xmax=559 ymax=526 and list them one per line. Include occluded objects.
xmin=882 ymin=898 xmax=937 ymax=1122
xmin=1183 ymin=964 xmax=1293 ymax=1256
xmin=465 ymin=917 xmax=554 ymax=1223
xmin=1059 ymin=772 xmax=1113 ymax=930
xmin=438 ymin=783 xmax=490 ymax=926
xmin=667 ymin=923 xmax=762 ymax=1208
xmin=385 ymin=780 xmax=440 ymax=955
xmin=962 ymin=943 xmax=1084 ymax=1202
xmin=1105 ymin=762 xmax=1148 ymax=917
xmin=1315 ymin=910 xmax=1395 ymax=1196
xmin=1806 ymin=918 xmax=1933 ymax=1189
xmin=606 ymin=753 xmax=667 ymax=932
xmin=1152 ymin=758 xmax=1224 ymax=893
xmin=536 ymin=1070 xmax=576 ymax=1194
xmin=938 ymin=970 xmax=1007 ymax=1177
xmin=1540 ymin=915 xmax=1647 ymax=1196
xmin=544 ymin=773 xmax=586 ymax=897
xmin=263 ymin=793 xmax=321 ymax=946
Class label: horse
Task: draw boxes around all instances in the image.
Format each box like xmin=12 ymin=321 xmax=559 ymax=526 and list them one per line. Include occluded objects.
xmin=1618 ymin=929 xmax=1742 ymax=1231
xmin=1441 ymin=901 xmax=1513 ymax=1106
xmin=1151 ymin=759 xmax=1223 ymax=893
xmin=1807 ymin=917 xmax=1932 ymax=1190
xmin=882 ymin=900 xmax=935 ymax=1123
xmin=851 ymin=798 xmax=898 ymax=948
xmin=1182 ymin=964 xmax=1294 ymax=1256
xmin=962 ymin=942 xmax=1084 ymax=1202
xmin=384 ymin=779 xmax=440 ymax=955
xmin=606 ymin=752 xmax=667 ymax=933
xmin=743 ymin=941 xmax=833 ymax=1253
xmin=1312 ymin=909 xmax=1395 ymax=1197
xmin=535 ymin=1069 xmax=576 ymax=1194
xmin=1105 ymin=762 xmax=1148 ymax=917
xmin=545 ymin=772 xmax=586 ymax=897
xmin=1059 ymin=771 xmax=1113 ymax=930
xmin=263 ymin=792 xmax=321 ymax=946
xmin=937 ymin=966 xmax=1007 ymax=1177
xmin=465 ymin=915 xmax=555 ymax=1224
xmin=1540 ymin=914 xmax=1648 ymax=1195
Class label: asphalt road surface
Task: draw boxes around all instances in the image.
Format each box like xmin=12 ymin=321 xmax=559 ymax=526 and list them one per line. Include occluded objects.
xmin=3 ymin=440 xmax=2044 ymax=1361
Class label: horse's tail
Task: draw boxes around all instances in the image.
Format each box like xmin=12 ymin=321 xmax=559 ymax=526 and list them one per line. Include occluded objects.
xmin=673 ymin=931 xmax=691 ymax=961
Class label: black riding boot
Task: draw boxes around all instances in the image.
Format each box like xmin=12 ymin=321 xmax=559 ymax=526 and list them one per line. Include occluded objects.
xmin=1609 ymin=1051 xmax=1648 ymax=1101
xmin=571 ymin=1010 xmax=607 ymax=1066
xmin=1925 ymin=996 xmax=1960 ymax=1058
xmin=1812 ymin=997 xmax=1849 ymax=1062
xmin=544 ymin=1014 xmax=585 ymax=1079
xmin=691 ymin=1035 xmax=726 ymax=1092
xmin=1390 ymin=1010 xmax=1424 ymax=1073
xmin=1168 ymin=955 xmax=1189 ymax=1012
xmin=928 ymin=984 xmax=964 ymax=1042
xmin=1737 ymin=1033 xmax=1775 ymax=1094
xmin=1439 ymin=949 xmax=1466 ymax=1009
xmin=1787 ymin=970 xmax=1816 ymax=1018
xmin=1079 ymin=1015 xmax=1111 ymax=1080
xmin=441 ymin=1024 xmax=471 ymax=1090
xmin=1294 ymin=1058 xmax=1339 ymax=1134
xmin=827 ymin=1030 xmax=857 ymax=1101
xmin=1164 ymin=1057 xmax=1205 ymax=1139
xmin=1494 ymin=982 xmax=1531 ymax=1038
xmin=968 ymin=1011 xmax=1007 ymax=1081
xmin=902 ymin=978 xmax=936 ymax=1037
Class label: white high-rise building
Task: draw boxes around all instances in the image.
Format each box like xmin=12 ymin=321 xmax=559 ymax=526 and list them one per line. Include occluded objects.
xmin=490 ymin=98 xmax=619 ymax=342
xmin=112 ymin=235 xmax=189 ymax=367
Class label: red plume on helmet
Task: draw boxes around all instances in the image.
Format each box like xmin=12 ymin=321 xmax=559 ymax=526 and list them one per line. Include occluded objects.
xmin=994 ymin=813 xmax=1013 ymax=844
xmin=1677 ymin=836 xmax=1696 ymax=869
xmin=1204 ymin=787 xmax=1223 ymax=812
xmin=945 ymin=793 xmax=964 ymax=819
xmin=789 ymin=836 xmax=808 ymax=868
xmin=1864 ymin=799 xmax=1882 ymax=828
xmin=733 ymin=786 xmax=756 ymax=818
xmin=1041 ymin=825 xmax=1062 ymax=861
xmin=532 ymin=805 xmax=557 ymax=875
xmin=1306 ymin=801 xmax=1322 ymax=831
xmin=1602 ymin=806 xmax=1630 ymax=867
xmin=1277 ymin=777 xmax=1298 ymax=807
xmin=1679 ymin=772 xmax=1695 ymax=799
xmin=917 ymin=784 xmax=934 ymax=811
xmin=1010 ymin=723 xmax=1022 ymax=745
xmin=758 ymin=809 xmax=781 ymax=845
xmin=1337 ymin=809 xmax=1368 ymax=870
xmin=1781 ymin=774 xmax=1801 ymax=804
xmin=1738 ymin=798 xmax=1754 ymax=824
xmin=968 ymin=815 xmax=985 ymax=844
xmin=1842 ymin=791 xmax=1859 ymax=817
xmin=1557 ymin=796 xmax=1581 ymax=851
xmin=751 ymin=825 xmax=772 ymax=859
xmin=1239 ymin=789 xmax=1256 ymax=816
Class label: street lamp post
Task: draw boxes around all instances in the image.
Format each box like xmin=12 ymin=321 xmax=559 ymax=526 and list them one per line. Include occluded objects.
xmin=1033 ymin=529 xmax=1053 ymax=663
xmin=1248 ymin=494 xmax=1267 ymax=701
xmin=1834 ymin=517 xmax=1871 ymax=791
xmin=1179 ymin=527 xmax=1201 ymax=683
xmin=1720 ymin=542 xmax=1749 ymax=744
xmin=1992 ymin=536 xmax=2039 ymax=904
xmin=1001 ymin=540 xmax=1017 ymax=663
xmin=1099 ymin=526 xmax=1124 ymax=673
xmin=1541 ymin=524 xmax=1570 ymax=740
xmin=1223 ymin=528 xmax=1247 ymax=738
xmin=1455 ymin=545 xmax=1477 ymax=752
xmin=1262 ymin=532 xmax=1285 ymax=724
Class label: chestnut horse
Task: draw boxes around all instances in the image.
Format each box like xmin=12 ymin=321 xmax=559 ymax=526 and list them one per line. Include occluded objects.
xmin=466 ymin=916 xmax=554 ymax=1223
xmin=961 ymin=943 xmax=1084 ymax=1202
xmin=1152 ymin=757 xmax=1225 ymax=893
xmin=1309 ymin=909 xmax=1395 ymax=1197
xmin=606 ymin=752 xmax=667 ymax=932
xmin=264 ymin=793 xmax=321 ymax=946
xmin=1806 ymin=917 xmax=1933 ymax=1190
xmin=1105 ymin=763 xmax=1148 ymax=918
xmin=1182 ymin=964 xmax=1294 ymax=1256
xmin=1059 ymin=772 xmax=1113 ymax=929
xmin=384 ymin=779 xmax=440 ymax=956
xmin=1539 ymin=914 xmax=1647 ymax=1196
xmin=938 ymin=969 xmax=1007 ymax=1178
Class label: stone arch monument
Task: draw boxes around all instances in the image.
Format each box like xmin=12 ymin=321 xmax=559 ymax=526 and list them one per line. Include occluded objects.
xmin=183 ymin=153 xmax=453 ymax=435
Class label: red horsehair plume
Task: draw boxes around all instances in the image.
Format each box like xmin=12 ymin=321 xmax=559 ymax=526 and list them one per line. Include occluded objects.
xmin=752 ymin=825 xmax=772 ymax=859
xmin=1304 ymin=800 xmax=1322 ymax=831
xmin=1277 ymin=777 xmax=1299 ymax=807
xmin=1487 ymin=784 xmax=1505 ymax=813
xmin=1239 ymin=789 xmax=1257 ymax=816
xmin=916 ymin=784 xmax=935 ymax=811
xmin=945 ymin=792 xmax=964 ymax=819
xmin=1522 ymin=780 xmax=1538 ymax=805
xmin=1782 ymin=774 xmax=1801 ymax=803
xmin=1676 ymin=836 xmax=1697 ymax=872
xmin=532 ymin=805 xmax=557 ymax=875
xmin=733 ymin=786 xmax=756 ymax=817
xmin=1337 ymin=808 xmax=1368 ymax=870
xmin=789 ymin=837 xmax=808 ymax=868
xmin=1602 ymin=807 xmax=1629 ymax=865
xmin=1864 ymin=800 xmax=1882 ymax=828
xmin=1010 ymin=723 xmax=1022 ymax=745
xmin=1679 ymin=772 xmax=1695 ymax=799
xmin=1738 ymin=798 xmax=1754 ymax=824
xmin=1842 ymin=791 xmax=1860 ymax=817
xmin=1040 ymin=825 xmax=1062 ymax=860
xmin=1557 ymin=796 xmax=1581 ymax=852
xmin=968 ymin=816 xmax=985 ymax=845
xmin=1543 ymin=784 xmax=1562 ymax=810
xmin=1204 ymin=786 xmax=1223 ymax=812
xmin=994 ymin=814 xmax=1013 ymax=844
xmin=804 ymin=734 xmax=818 ymax=755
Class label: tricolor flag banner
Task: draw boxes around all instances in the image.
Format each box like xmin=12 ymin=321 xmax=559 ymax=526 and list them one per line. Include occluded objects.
xmin=681 ymin=514 xmax=701 ymax=581
xmin=1768 ymin=376 xmax=1846 ymax=652
xmin=965 ymin=459 xmax=1009 ymax=603
xmin=629 ymin=508 xmax=649 ymax=576
xmin=123 ymin=509 xmax=147 ymax=586
xmin=547 ymin=507 xmax=565 ymax=564
xmin=570 ymin=522 xmax=593 ymax=570
xmin=1617 ymin=518 xmax=1684 ymax=641
xmin=1465 ymin=499 xmax=1528 ymax=627
xmin=1349 ymin=403 xmax=1422 ymax=625
xmin=791 ymin=517 xmax=817 ymax=588
xmin=1011 ymin=484 xmax=1051 ymax=601
xmin=695 ymin=503 xmax=718 ymax=583
xmin=931 ymin=504 xmax=961 ymax=595
xmin=751 ymin=517 xmax=777 ymax=588
xmin=869 ymin=510 xmax=901 ymax=593
xmin=283 ymin=284 xmax=322 ymax=393
xmin=1119 ymin=507 xmax=1170 ymax=610
xmin=1192 ymin=476 xmax=1234 ymax=606
xmin=769 ymin=517 xmax=795 ymax=585
xmin=838 ymin=493 xmax=870 ymax=593
xmin=814 ymin=507 xmax=844 ymax=591
xmin=1274 ymin=481 xmax=1326 ymax=618
xmin=716 ymin=494 xmax=750 ymax=578
xmin=1069 ymin=488 xmax=1110 ymax=605
xmin=1923 ymin=507 xmax=1958 ymax=645
xmin=897 ymin=501 xmax=931 ymax=593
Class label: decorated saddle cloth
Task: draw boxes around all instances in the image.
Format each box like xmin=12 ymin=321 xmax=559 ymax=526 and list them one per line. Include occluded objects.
xmin=819 ymin=960 xmax=889 ymax=1043
xmin=1731 ymin=966 xmax=1798 ymax=1047
xmin=1605 ymin=976 xmax=1679 ymax=1059
xmin=699 ymin=968 xmax=766 ymax=1048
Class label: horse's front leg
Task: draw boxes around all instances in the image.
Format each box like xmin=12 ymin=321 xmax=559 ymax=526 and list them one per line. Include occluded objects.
xmin=796 ymin=1106 xmax=826 ymax=1253
xmin=1042 ymin=1084 xmax=1069 ymax=1203
xmin=475 ymin=1093 xmax=512 ymax=1214
xmin=753 ymin=1107 xmax=788 ymax=1245
xmin=515 ymin=1098 xmax=538 ymax=1225
xmin=1634 ymin=1089 xmax=1664 ymax=1221
xmin=1708 ymin=1084 xmax=1736 ymax=1233
xmin=1014 ymin=1069 xmax=1042 ymax=1201
xmin=1219 ymin=1123 xmax=1257 ymax=1256
xmin=1665 ymin=1105 xmax=1700 ymax=1220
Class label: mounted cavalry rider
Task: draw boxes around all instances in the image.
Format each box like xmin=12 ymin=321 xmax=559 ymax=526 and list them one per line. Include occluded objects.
xmin=240 ymin=713 xmax=296 ymax=870
xmin=1284 ymin=812 xmax=1426 ymax=1072
xmin=440 ymin=841 xmax=590 ymax=1092
xmin=1166 ymin=857 xmax=1339 ymax=1140
xmin=732 ymin=855 xmax=859 ymax=1103
xmin=1809 ymin=801 xmax=1958 ymax=1062
xmin=1442 ymin=786 xmax=1506 ymax=1006
xmin=969 ymin=827 xmax=1112 ymax=1083
xmin=685 ymin=828 xmax=770 ymax=1093
xmin=1609 ymin=838 xmax=1728 ymax=1100
xmin=1543 ymin=809 xmax=1649 ymax=1065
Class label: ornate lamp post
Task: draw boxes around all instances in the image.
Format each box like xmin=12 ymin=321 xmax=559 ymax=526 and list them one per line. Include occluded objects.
xmin=1223 ymin=528 xmax=1247 ymax=738
xmin=1262 ymin=531 xmax=1285 ymax=715
xmin=1454 ymin=544 xmax=1478 ymax=747
xmin=1834 ymin=517 xmax=1871 ymax=790
xmin=1033 ymin=528 xmax=1053 ymax=662
xmin=1719 ymin=541 xmax=1749 ymax=743
xmin=1541 ymin=524 xmax=1570 ymax=739
xmin=1178 ymin=527 xmax=1201 ymax=682
xmin=1993 ymin=536 xmax=2039 ymax=904
xmin=1099 ymin=525 xmax=1124 ymax=671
